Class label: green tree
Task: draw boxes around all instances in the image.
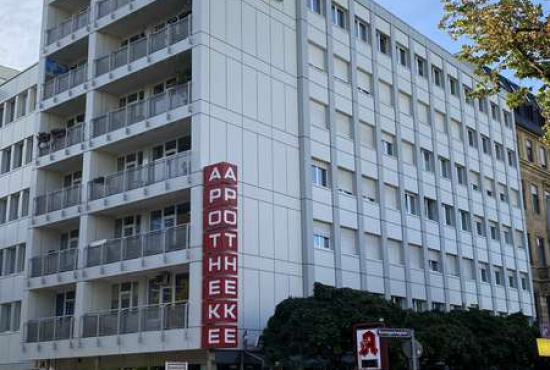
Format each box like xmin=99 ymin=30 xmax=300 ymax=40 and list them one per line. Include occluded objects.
xmin=439 ymin=0 xmax=550 ymax=141
xmin=262 ymin=283 xmax=538 ymax=370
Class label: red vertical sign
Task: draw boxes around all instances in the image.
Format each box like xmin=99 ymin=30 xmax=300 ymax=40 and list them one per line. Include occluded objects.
xmin=202 ymin=162 xmax=239 ymax=348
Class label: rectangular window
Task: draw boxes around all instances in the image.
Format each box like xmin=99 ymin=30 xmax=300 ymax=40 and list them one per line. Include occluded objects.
xmin=409 ymin=244 xmax=424 ymax=269
xmin=360 ymin=121 xmax=375 ymax=147
xmin=428 ymin=250 xmax=441 ymax=272
xmin=526 ymin=139 xmax=534 ymax=162
xmin=362 ymin=176 xmax=378 ymax=203
xmin=456 ymin=164 xmax=466 ymax=185
xmin=313 ymin=221 xmax=331 ymax=250
xmin=491 ymin=103 xmax=500 ymax=121
xmin=0 ymin=198 xmax=6 ymax=225
xmin=470 ymin=171 xmax=480 ymax=192
xmin=503 ymin=111 xmax=512 ymax=128
xmin=489 ymin=222 xmax=499 ymax=241
xmin=382 ymin=132 xmax=396 ymax=157
xmin=494 ymin=268 xmax=503 ymax=286
xmin=540 ymin=147 xmax=548 ymax=169
xmin=397 ymin=45 xmax=408 ymax=67
xmin=449 ymin=77 xmax=458 ymax=96
xmin=331 ymin=3 xmax=347 ymax=29
xmin=12 ymin=141 xmax=23 ymax=169
xmin=464 ymin=86 xmax=474 ymax=105
xmin=308 ymin=43 xmax=326 ymax=71
xmin=481 ymin=135 xmax=491 ymax=155
xmin=443 ymin=204 xmax=454 ymax=227
xmin=0 ymin=304 xmax=12 ymax=332
xmin=1 ymin=147 xmax=11 ymax=174
xmin=399 ymin=92 xmax=412 ymax=116
xmin=385 ymin=184 xmax=400 ymax=210
xmin=417 ymin=102 xmax=430 ymax=125
xmin=18 ymin=92 xmax=27 ymax=117
xmin=451 ymin=119 xmax=463 ymax=141
xmin=508 ymin=271 xmax=517 ymax=288
xmin=538 ymin=237 xmax=546 ymax=266
xmin=335 ymin=111 xmax=352 ymax=138
xmin=460 ymin=210 xmax=471 ymax=232
xmin=439 ymin=157 xmax=451 ymax=179
xmin=388 ymin=239 xmax=404 ymax=265
xmin=357 ymin=69 xmax=372 ymax=95
xmin=401 ymin=141 xmax=415 ymax=165
xmin=310 ymin=100 xmax=327 ymax=128
xmin=9 ymin=193 xmax=19 ymax=221
xmin=424 ymin=197 xmax=437 ymax=221
xmin=405 ymin=192 xmax=419 ymax=216
xmin=422 ymin=149 xmax=434 ymax=172
xmin=485 ymin=177 xmax=495 ymax=198
xmin=467 ymin=129 xmax=478 ymax=148
xmin=355 ymin=18 xmax=369 ymax=43
xmin=334 ymin=57 xmax=350 ymax=83
xmin=5 ymin=99 xmax=15 ymax=124
xmin=480 ymin=264 xmax=489 ymax=283
xmin=432 ymin=66 xmax=443 ymax=87
xmin=531 ymin=183 xmax=541 ymax=214
xmin=377 ymin=32 xmax=390 ymax=55
xmin=308 ymin=0 xmax=323 ymax=14
xmin=495 ymin=143 xmax=504 ymax=161
xmin=478 ymin=98 xmax=487 ymax=113
xmin=25 ymin=137 xmax=33 ymax=164
xmin=21 ymin=189 xmax=29 ymax=217
xmin=503 ymin=227 xmax=513 ymax=245
xmin=365 ymin=233 xmax=382 ymax=260
xmin=312 ymin=162 xmax=329 ymax=188
xmin=379 ymin=81 xmax=393 ymax=106
xmin=508 ymin=150 xmax=517 ymax=167
xmin=475 ymin=216 xmax=485 ymax=237
xmin=338 ymin=168 xmax=354 ymax=195
xmin=416 ymin=55 xmax=427 ymax=77
xmin=16 ymin=244 xmax=25 ymax=273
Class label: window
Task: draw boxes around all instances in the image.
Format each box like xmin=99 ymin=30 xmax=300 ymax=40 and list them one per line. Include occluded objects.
xmin=538 ymin=237 xmax=546 ymax=266
xmin=521 ymin=273 xmax=529 ymax=290
xmin=508 ymin=149 xmax=517 ymax=167
xmin=379 ymin=81 xmax=393 ymax=106
xmin=336 ymin=111 xmax=352 ymax=138
xmin=9 ymin=193 xmax=19 ymax=221
xmin=365 ymin=233 xmax=382 ymax=260
xmin=446 ymin=254 xmax=459 ymax=276
xmin=491 ymin=103 xmax=500 ymax=121
xmin=434 ymin=111 xmax=447 ymax=133
xmin=338 ymin=168 xmax=354 ymax=195
xmin=481 ymin=135 xmax=491 ymax=155
xmin=0 ymin=302 xmax=20 ymax=333
xmin=385 ymin=184 xmax=400 ymax=210
xmin=382 ymin=132 xmax=396 ymax=157
xmin=467 ymin=129 xmax=478 ymax=148
xmin=439 ymin=157 xmax=451 ymax=179
xmin=399 ymin=92 xmax=412 ymax=115
xmin=478 ymin=98 xmax=487 ymax=113
xmin=485 ymin=177 xmax=495 ymax=198
xmin=494 ymin=268 xmax=503 ymax=286
xmin=463 ymin=86 xmax=474 ymax=105
xmin=25 ymin=137 xmax=33 ymax=164
xmin=463 ymin=258 xmax=476 ymax=280
xmin=416 ymin=55 xmax=427 ymax=77
xmin=451 ymin=119 xmax=463 ymax=141
xmin=405 ymin=192 xmax=419 ymax=216
xmin=409 ymin=244 xmax=424 ymax=269
xmin=360 ymin=121 xmax=375 ymax=147
xmin=456 ymin=164 xmax=466 ymax=185
xmin=341 ymin=227 xmax=357 ymax=255
xmin=474 ymin=216 xmax=485 ymax=237
xmin=422 ymin=149 xmax=434 ymax=172
xmin=18 ymin=92 xmax=27 ymax=118
xmin=540 ymin=147 xmax=548 ymax=169
xmin=417 ymin=102 xmax=430 ymax=125
xmin=21 ymin=189 xmax=29 ymax=218
xmin=401 ymin=141 xmax=415 ymax=165
xmin=388 ymin=239 xmax=404 ymax=265
xmin=12 ymin=141 xmax=23 ymax=169
xmin=111 ymin=281 xmax=139 ymax=310
xmin=310 ymin=100 xmax=327 ymax=128
xmin=357 ymin=69 xmax=372 ymax=95
xmin=503 ymin=111 xmax=512 ymax=128
xmin=489 ymin=222 xmax=499 ymax=241
xmin=397 ymin=45 xmax=408 ymax=67
xmin=308 ymin=43 xmax=326 ymax=71
xmin=443 ymin=204 xmax=454 ymax=227
xmin=5 ymin=99 xmax=15 ymax=124
xmin=377 ymin=32 xmax=390 ymax=55
xmin=503 ymin=227 xmax=513 ymax=245
xmin=313 ymin=221 xmax=331 ymax=250
xmin=508 ymin=271 xmax=517 ymax=288
xmin=424 ymin=197 xmax=437 ymax=221
xmin=0 ymin=106 xmax=3 ymax=128
xmin=531 ymin=183 xmax=540 ymax=214
xmin=428 ymin=250 xmax=441 ymax=272
xmin=312 ymin=161 xmax=329 ymax=188
xmin=494 ymin=143 xmax=504 ymax=161
xmin=60 ymin=230 xmax=79 ymax=250
xmin=480 ymin=264 xmax=489 ymax=283
xmin=334 ymin=57 xmax=350 ymax=83
xmin=449 ymin=77 xmax=458 ymax=96
xmin=432 ymin=66 xmax=443 ymax=87
xmin=3 ymin=246 xmax=16 ymax=275
xmin=499 ymin=183 xmax=508 ymax=203
xmin=0 ymin=198 xmax=6 ymax=224
xmin=308 ymin=0 xmax=323 ymax=14
xmin=355 ymin=18 xmax=369 ymax=43
xmin=460 ymin=210 xmax=471 ymax=232
xmin=331 ymin=3 xmax=347 ymax=29
xmin=470 ymin=171 xmax=480 ymax=192
xmin=362 ymin=176 xmax=378 ymax=203
xmin=526 ymin=139 xmax=534 ymax=162
xmin=1 ymin=147 xmax=11 ymax=174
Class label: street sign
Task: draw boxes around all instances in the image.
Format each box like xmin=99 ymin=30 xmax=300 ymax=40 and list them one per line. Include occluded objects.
xmin=402 ymin=340 xmax=423 ymax=359
xmin=356 ymin=327 xmax=383 ymax=370
xmin=166 ymin=362 xmax=188 ymax=370
xmin=537 ymin=338 xmax=550 ymax=357
xmin=378 ymin=328 xmax=413 ymax=338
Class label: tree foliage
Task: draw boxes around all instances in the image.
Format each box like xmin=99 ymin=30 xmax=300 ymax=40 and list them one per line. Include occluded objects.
xmin=262 ymin=284 xmax=539 ymax=370
xmin=439 ymin=0 xmax=550 ymax=141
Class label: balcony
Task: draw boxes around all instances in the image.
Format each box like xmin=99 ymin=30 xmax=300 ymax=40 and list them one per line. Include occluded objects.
xmin=94 ymin=16 xmax=192 ymax=77
xmin=46 ymin=8 xmax=90 ymax=46
xmin=25 ymin=316 xmax=74 ymax=343
xmin=43 ymin=64 xmax=88 ymax=100
xmin=86 ymin=224 xmax=189 ymax=268
xmin=96 ymin=0 xmax=131 ymax=19
xmin=34 ymin=184 xmax=82 ymax=216
xmin=88 ymin=151 xmax=191 ymax=201
xmin=30 ymin=248 xmax=78 ymax=278
xmin=81 ymin=302 xmax=188 ymax=338
xmin=38 ymin=124 xmax=85 ymax=157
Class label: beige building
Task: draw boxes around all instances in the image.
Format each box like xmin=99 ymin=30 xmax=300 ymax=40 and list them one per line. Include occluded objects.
xmin=514 ymin=99 xmax=550 ymax=323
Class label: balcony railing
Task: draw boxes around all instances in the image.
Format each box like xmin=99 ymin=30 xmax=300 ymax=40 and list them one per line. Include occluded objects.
xmin=81 ymin=302 xmax=188 ymax=338
xmin=96 ymin=0 xmax=131 ymax=19
xmin=88 ymin=151 xmax=191 ymax=201
xmin=94 ymin=15 xmax=192 ymax=77
xmin=34 ymin=184 xmax=82 ymax=216
xmin=43 ymin=64 xmax=88 ymax=100
xmin=46 ymin=7 xmax=90 ymax=46
xmin=86 ymin=224 xmax=189 ymax=267
xmin=38 ymin=124 xmax=85 ymax=157
xmin=92 ymin=83 xmax=191 ymax=138
xmin=30 ymin=248 xmax=78 ymax=278
xmin=26 ymin=316 xmax=74 ymax=343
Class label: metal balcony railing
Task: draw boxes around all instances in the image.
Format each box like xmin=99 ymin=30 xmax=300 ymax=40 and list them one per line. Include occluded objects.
xmin=43 ymin=64 xmax=88 ymax=100
xmin=88 ymin=151 xmax=191 ymax=201
xmin=30 ymin=248 xmax=78 ymax=278
xmin=86 ymin=224 xmax=190 ymax=267
xmin=96 ymin=0 xmax=131 ymax=19
xmin=25 ymin=316 xmax=74 ymax=343
xmin=46 ymin=7 xmax=90 ymax=45
xmin=38 ymin=124 xmax=85 ymax=157
xmin=34 ymin=184 xmax=82 ymax=216
xmin=91 ymin=83 xmax=191 ymax=138
xmin=94 ymin=15 xmax=192 ymax=77
xmin=81 ymin=302 xmax=188 ymax=338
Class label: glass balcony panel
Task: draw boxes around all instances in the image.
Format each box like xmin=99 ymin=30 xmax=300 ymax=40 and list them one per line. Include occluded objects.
xmin=92 ymin=116 xmax=108 ymax=137
xmin=56 ymin=74 xmax=70 ymax=94
xmin=166 ymin=225 xmax=188 ymax=252
xmin=65 ymin=185 xmax=81 ymax=208
xmin=26 ymin=322 xmax=39 ymax=343
xmin=59 ymin=249 xmax=78 ymax=272
xmin=130 ymin=38 xmax=148 ymax=62
xmin=149 ymin=29 xmax=168 ymax=54
xmin=86 ymin=245 xmax=102 ymax=267
xmin=164 ymin=303 xmax=186 ymax=329
xmin=82 ymin=315 xmax=99 ymax=337
xmin=120 ymin=308 xmax=139 ymax=334
xmin=43 ymin=80 xmax=55 ymax=100
xmin=113 ymin=47 xmax=128 ymax=70
xmin=122 ymin=235 xmax=141 ymax=260
xmin=149 ymin=93 xmax=168 ymax=116
xmin=44 ymin=253 xmax=59 ymax=276
xmin=105 ymin=172 xmax=124 ymax=196
xmin=56 ymin=317 xmax=73 ymax=340
xmin=104 ymin=239 xmax=122 ymax=264
xmin=98 ymin=311 xmax=118 ymax=336
xmin=127 ymin=100 xmax=146 ymax=125
xmin=30 ymin=257 xmax=43 ymax=278
xmin=125 ymin=166 xmax=146 ymax=191
xmin=109 ymin=108 xmax=126 ymax=132
xmin=34 ymin=196 xmax=47 ymax=216
xmin=141 ymin=306 xmax=162 ymax=332
xmin=144 ymin=230 xmax=164 ymax=256
xmin=96 ymin=56 xmax=110 ymax=77
xmin=97 ymin=0 xmax=112 ymax=19
xmin=170 ymin=17 xmax=191 ymax=43
xmin=39 ymin=320 xmax=54 ymax=342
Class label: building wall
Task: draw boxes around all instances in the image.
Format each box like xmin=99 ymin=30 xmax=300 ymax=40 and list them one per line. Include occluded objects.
xmin=516 ymin=121 xmax=550 ymax=323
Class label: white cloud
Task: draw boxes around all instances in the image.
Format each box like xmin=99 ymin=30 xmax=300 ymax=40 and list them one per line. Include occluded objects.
xmin=0 ymin=0 xmax=42 ymax=71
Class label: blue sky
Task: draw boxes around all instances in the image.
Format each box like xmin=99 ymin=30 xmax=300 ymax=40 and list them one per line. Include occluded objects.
xmin=0 ymin=0 xmax=456 ymax=71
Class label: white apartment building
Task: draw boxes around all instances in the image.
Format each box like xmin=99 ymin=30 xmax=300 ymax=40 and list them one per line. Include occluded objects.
xmin=0 ymin=0 xmax=536 ymax=369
